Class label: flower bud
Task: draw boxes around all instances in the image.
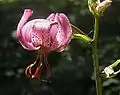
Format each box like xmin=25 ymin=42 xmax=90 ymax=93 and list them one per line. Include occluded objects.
xmin=96 ymin=0 xmax=112 ymax=15
xmin=88 ymin=0 xmax=112 ymax=17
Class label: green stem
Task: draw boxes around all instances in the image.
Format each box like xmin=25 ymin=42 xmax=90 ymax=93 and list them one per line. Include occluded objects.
xmin=92 ymin=17 xmax=102 ymax=95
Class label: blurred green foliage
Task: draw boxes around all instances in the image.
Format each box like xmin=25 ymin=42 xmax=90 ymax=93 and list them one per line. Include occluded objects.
xmin=0 ymin=0 xmax=120 ymax=95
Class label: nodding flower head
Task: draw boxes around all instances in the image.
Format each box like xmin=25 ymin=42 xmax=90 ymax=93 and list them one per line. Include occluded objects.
xmin=17 ymin=9 xmax=72 ymax=52
xmin=17 ymin=9 xmax=72 ymax=80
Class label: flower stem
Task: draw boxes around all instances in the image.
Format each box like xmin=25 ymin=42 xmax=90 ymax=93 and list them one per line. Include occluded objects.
xmin=92 ymin=17 xmax=102 ymax=95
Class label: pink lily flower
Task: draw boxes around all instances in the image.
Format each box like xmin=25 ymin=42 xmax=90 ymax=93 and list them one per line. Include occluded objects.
xmin=17 ymin=9 xmax=72 ymax=80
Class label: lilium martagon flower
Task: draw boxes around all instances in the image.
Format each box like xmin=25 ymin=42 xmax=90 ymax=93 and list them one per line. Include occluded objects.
xmin=17 ymin=9 xmax=72 ymax=81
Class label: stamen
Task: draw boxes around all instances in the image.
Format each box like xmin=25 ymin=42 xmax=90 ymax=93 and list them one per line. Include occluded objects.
xmin=32 ymin=62 xmax=43 ymax=79
xmin=25 ymin=48 xmax=52 ymax=80
xmin=25 ymin=62 xmax=36 ymax=78
xmin=43 ymin=51 xmax=52 ymax=79
xmin=25 ymin=48 xmax=43 ymax=80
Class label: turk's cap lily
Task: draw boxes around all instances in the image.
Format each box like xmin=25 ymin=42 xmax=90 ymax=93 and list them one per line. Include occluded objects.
xmin=17 ymin=9 xmax=72 ymax=52
xmin=17 ymin=9 xmax=72 ymax=80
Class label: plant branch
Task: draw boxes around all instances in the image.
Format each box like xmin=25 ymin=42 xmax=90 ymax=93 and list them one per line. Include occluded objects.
xmin=92 ymin=17 xmax=102 ymax=95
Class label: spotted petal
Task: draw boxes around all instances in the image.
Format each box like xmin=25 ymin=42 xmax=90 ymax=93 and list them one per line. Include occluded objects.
xmin=48 ymin=13 xmax=72 ymax=52
xmin=56 ymin=13 xmax=72 ymax=51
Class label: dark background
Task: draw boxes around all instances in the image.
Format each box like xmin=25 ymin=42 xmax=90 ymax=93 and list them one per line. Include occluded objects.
xmin=0 ymin=0 xmax=120 ymax=95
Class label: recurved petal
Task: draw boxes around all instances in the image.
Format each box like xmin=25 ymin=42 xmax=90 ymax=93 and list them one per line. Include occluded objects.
xmin=58 ymin=13 xmax=72 ymax=38
xmin=21 ymin=21 xmax=33 ymax=42
xmin=57 ymin=13 xmax=72 ymax=50
xmin=47 ymin=13 xmax=55 ymax=21
xmin=31 ymin=19 xmax=51 ymax=48
xmin=18 ymin=20 xmax=41 ymax=50
xmin=48 ymin=24 xmax=59 ymax=51
xmin=17 ymin=9 xmax=33 ymax=39
xmin=57 ymin=36 xmax=71 ymax=52
xmin=17 ymin=9 xmax=34 ymax=50
xmin=47 ymin=13 xmax=72 ymax=52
